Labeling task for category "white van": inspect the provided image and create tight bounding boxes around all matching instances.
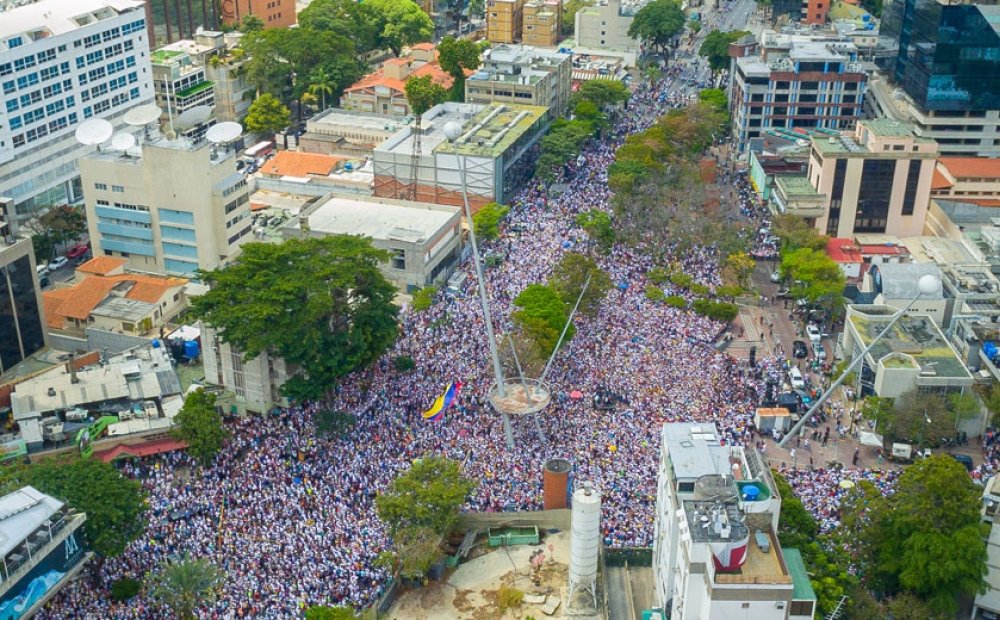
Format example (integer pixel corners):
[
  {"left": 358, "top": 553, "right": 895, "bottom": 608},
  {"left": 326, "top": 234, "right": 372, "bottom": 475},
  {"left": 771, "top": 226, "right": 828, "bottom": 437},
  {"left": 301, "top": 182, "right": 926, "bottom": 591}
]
[
  {"left": 446, "top": 271, "right": 467, "bottom": 294},
  {"left": 788, "top": 367, "right": 805, "bottom": 389}
]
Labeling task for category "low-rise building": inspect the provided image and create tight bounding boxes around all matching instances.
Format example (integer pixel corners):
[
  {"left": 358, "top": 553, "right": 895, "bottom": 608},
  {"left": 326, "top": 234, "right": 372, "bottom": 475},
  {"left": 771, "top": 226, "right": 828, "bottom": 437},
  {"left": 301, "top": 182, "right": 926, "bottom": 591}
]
[
  {"left": 466, "top": 45, "right": 572, "bottom": 115},
  {"left": 41, "top": 257, "right": 187, "bottom": 335},
  {"left": 283, "top": 193, "right": 463, "bottom": 293},
  {"left": 373, "top": 101, "right": 549, "bottom": 208},
  {"left": 254, "top": 151, "right": 372, "bottom": 197},
  {"left": 652, "top": 423, "right": 815, "bottom": 620},
  {"left": 842, "top": 304, "right": 974, "bottom": 399},
  {"left": 299, "top": 109, "right": 413, "bottom": 158},
  {"left": 200, "top": 322, "right": 290, "bottom": 415},
  {"left": 340, "top": 44, "right": 456, "bottom": 118},
  {"left": 522, "top": 0, "right": 561, "bottom": 47},
  {"left": 574, "top": 0, "right": 643, "bottom": 52},
  {"left": 861, "top": 261, "right": 949, "bottom": 326},
  {"left": 929, "top": 158, "right": 1000, "bottom": 207}
]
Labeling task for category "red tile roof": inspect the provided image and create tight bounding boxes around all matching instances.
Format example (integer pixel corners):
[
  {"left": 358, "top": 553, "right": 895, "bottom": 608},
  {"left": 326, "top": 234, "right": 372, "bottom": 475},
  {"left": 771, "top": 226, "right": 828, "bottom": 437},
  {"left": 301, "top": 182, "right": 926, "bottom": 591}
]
[
  {"left": 343, "top": 48, "right": 466, "bottom": 96},
  {"left": 77, "top": 256, "right": 127, "bottom": 276},
  {"left": 827, "top": 238, "right": 863, "bottom": 263},
  {"left": 94, "top": 437, "right": 188, "bottom": 462},
  {"left": 259, "top": 151, "right": 346, "bottom": 177},
  {"left": 858, "top": 243, "right": 909, "bottom": 256},
  {"left": 937, "top": 157, "right": 1000, "bottom": 180},
  {"left": 931, "top": 168, "right": 953, "bottom": 190},
  {"left": 43, "top": 273, "right": 188, "bottom": 328}
]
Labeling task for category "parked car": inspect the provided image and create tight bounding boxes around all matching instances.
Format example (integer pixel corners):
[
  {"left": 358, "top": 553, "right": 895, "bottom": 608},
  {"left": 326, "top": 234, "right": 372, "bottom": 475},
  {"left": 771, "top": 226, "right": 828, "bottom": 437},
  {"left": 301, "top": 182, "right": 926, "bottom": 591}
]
[
  {"left": 806, "top": 324, "right": 822, "bottom": 343},
  {"left": 788, "top": 367, "right": 805, "bottom": 389},
  {"left": 812, "top": 342, "right": 827, "bottom": 361},
  {"left": 951, "top": 453, "right": 974, "bottom": 471},
  {"left": 769, "top": 271, "right": 781, "bottom": 283},
  {"left": 36, "top": 264, "right": 49, "bottom": 277},
  {"left": 792, "top": 340, "right": 809, "bottom": 359},
  {"left": 39, "top": 276, "right": 50, "bottom": 288},
  {"left": 65, "top": 243, "right": 89, "bottom": 259},
  {"left": 48, "top": 256, "right": 68, "bottom": 270}
]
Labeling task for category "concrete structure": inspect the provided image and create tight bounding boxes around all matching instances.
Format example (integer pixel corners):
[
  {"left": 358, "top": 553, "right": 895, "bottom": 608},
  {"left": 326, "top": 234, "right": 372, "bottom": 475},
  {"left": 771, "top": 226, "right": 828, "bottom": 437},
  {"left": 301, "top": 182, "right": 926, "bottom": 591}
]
[
  {"left": 373, "top": 101, "right": 549, "bottom": 208},
  {"left": 861, "top": 261, "right": 949, "bottom": 326},
  {"left": 0, "top": 0, "right": 154, "bottom": 227},
  {"left": 204, "top": 35, "right": 253, "bottom": 123},
  {"left": 975, "top": 475, "right": 1000, "bottom": 620},
  {"left": 872, "top": 0, "right": 1000, "bottom": 157},
  {"left": 802, "top": 0, "right": 830, "bottom": 25},
  {"left": 842, "top": 304, "right": 974, "bottom": 399},
  {"left": 522, "top": 0, "right": 561, "bottom": 47},
  {"left": 730, "top": 31, "right": 867, "bottom": 153},
  {"left": 574, "top": 0, "right": 642, "bottom": 52},
  {"left": 80, "top": 130, "right": 254, "bottom": 277},
  {"left": 0, "top": 234, "right": 48, "bottom": 376},
  {"left": 0, "top": 486, "right": 87, "bottom": 617},
  {"left": 466, "top": 45, "right": 572, "bottom": 115},
  {"left": 652, "top": 423, "right": 815, "bottom": 620},
  {"left": 283, "top": 193, "right": 463, "bottom": 293},
  {"left": 487, "top": 0, "right": 524, "bottom": 44},
  {"left": 785, "top": 119, "right": 939, "bottom": 237},
  {"left": 10, "top": 343, "right": 182, "bottom": 450},
  {"left": 219, "top": 0, "right": 295, "bottom": 29},
  {"left": 930, "top": 158, "right": 1000, "bottom": 207},
  {"left": 299, "top": 109, "right": 413, "bottom": 158},
  {"left": 340, "top": 44, "right": 457, "bottom": 118},
  {"left": 252, "top": 151, "right": 374, "bottom": 197},
  {"left": 42, "top": 256, "right": 188, "bottom": 335},
  {"left": 200, "top": 321, "right": 291, "bottom": 415}
]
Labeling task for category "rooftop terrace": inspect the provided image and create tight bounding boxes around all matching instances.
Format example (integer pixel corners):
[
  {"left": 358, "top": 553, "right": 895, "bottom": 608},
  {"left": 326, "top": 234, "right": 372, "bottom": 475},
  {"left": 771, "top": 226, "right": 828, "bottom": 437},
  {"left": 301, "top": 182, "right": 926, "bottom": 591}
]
[{"left": 848, "top": 308, "right": 972, "bottom": 379}]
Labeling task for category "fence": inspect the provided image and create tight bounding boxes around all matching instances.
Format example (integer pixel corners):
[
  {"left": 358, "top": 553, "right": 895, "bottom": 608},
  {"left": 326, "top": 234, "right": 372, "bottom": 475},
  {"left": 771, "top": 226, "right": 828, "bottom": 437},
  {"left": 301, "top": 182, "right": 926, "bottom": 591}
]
[
  {"left": 363, "top": 577, "right": 399, "bottom": 620},
  {"left": 605, "top": 547, "right": 653, "bottom": 567},
  {"left": 458, "top": 508, "right": 572, "bottom": 531}
]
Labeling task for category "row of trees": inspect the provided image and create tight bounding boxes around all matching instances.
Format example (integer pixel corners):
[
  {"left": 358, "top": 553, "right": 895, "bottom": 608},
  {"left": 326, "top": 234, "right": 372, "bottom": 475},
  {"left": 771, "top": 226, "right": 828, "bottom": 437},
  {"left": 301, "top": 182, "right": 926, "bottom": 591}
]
[
  {"left": 861, "top": 388, "right": 980, "bottom": 448},
  {"left": 772, "top": 213, "right": 846, "bottom": 314}
]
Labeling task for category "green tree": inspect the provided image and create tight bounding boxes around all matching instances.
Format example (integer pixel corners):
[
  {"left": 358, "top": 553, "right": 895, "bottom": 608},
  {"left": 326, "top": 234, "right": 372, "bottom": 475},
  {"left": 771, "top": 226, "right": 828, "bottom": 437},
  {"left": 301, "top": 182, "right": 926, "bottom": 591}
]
[
  {"left": 364, "top": 0, "right": 434, "bottom": 56},
  {"left": 548, "top": 252, "right": 613, "bottom": 317},
  {"left": 240, "top": 15, "right": 264, "bottom": 32},
  {"left": 573, "top": 99, "right": 603, "bottom": 124},
  {"left": 243, "top": 93, "right": 291, "bottom": 134},
  {"left": 305, "top": 606, "right": 358, "bottom": 620},
  {"left": 984, "top": 382, "right": 1000, "bottom": 426},
  {"left": 437, "top": 36, "right": 481, "bottom": 101},
  {"left": 724, "top": 252, "right": 755, "bottom": 289},
  {"left": 472, "top": 202, "right": 510, "bottom": 241},
  {"left": 575, "top": 78, "right": 630, "bottom": 110},
  {"left": 411, "top": 285, "right": 437, "bottom": 312},
  {"left": 190, "top": 237, "right": 399, "bottom": 405},
  {"left": 376, "top": 456, "right": 476, "bottom": 536},
  {"left": 892, "top": 390, "right": 952, "bottom": 447},
  {"left": 772, "top": 471, "right": 818, "bottom": 549},
  {"left": 772, "top": 213, "right": 828, "bottom": 252},
  {"left": 308, "top": 67, "right": 336, "bottom": 109},
  {"left": 512, "top": 284, "right": 575, "bottom": 356},
  {"left": 562, "top": 0, "right": 594, "bottom": 34},
  {"left": 110, "top": 577, "right": 142, "bottom": 601},
  {"left": 298, "top": 0, "right": 378, "bottom": 53},
  {"left": 628, "top": 0, "right": 685, "bottom": 55},
  {"left": 860, "top": 0, "right": 883, "bottom": 17},
  {"left": 698, "top": 88, "right": 728, "bottom": 112},
  {"left": 575, "top": 209, "right": 615, "bottom": 252},
  {"left": 171, "top": 388, "right": 229, "bottom": 465},
  {"left": 699, "top": 30, "right": 749, "bottom": 75},
  {"left": 24, "top": 205, "right": 88, "bottom": 262},
  {"left": 404, "top": 74, "right": 448, "bottom": 116},
  {"left": 780, "top": 247, "right": 845, "bottom": 303},
  {"left": 31, "top": 233, "right": 55, "bottom": 264},
  {"left": 0, "top": 459, "right": 146, "bottom": 557},
  {"left": 150, "top": 553, "right": 224, "bottom": 620},
  {"left": 536, "top": 119, "right": 595, "bottom": 181}
]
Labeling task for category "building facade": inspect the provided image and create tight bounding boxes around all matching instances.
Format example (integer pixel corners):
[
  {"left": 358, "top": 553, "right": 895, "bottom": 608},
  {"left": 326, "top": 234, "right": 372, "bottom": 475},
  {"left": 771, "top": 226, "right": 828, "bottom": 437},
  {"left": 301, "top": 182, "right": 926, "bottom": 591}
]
[
  {"left": 0, "top": 0, "right": 154, "bottom": 227},
  {"left": 487, "top": 0, "right": 524, "bottom": 44},
  {"left": 574, "top": 0, "right": 640, "bottom": 52},
  {"left": 340, "top": 44, "right": 456, "bottom": 118},
  {"left": 80, "top": 134, "right": 254, "bottom": 277},
  {"left": 870, "top": 0, "right": 1000, "bottom": 156},
  {"left": 465, "top": 45, "right": 572, "bottom": 115},
  {"left": 730, "top": 32, "right": 867, "bottom": 153},
  {"left": 151, "top": 43, "right": 215, "bottom": 138},
  {"left": 522, "top": 0, "right": 561, "bottom": 47},
  {"left": 219, "top": 0, "right": 295, "bottom": 29},
  {"left": 200, "top": 322, "right": 290, "bottom": 415},
  {"left": 0, "top": 233, "right": 48, "bottom": 376}
]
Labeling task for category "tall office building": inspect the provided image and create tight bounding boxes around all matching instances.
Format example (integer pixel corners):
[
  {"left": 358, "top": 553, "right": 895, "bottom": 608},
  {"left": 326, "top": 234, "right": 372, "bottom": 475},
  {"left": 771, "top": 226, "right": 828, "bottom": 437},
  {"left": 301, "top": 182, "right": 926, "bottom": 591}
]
[
  {"left": 871, "top": 0, "right": 1000, "bottom": 156},
  {"left": 0, "top": 199, "right": 48, "bottom": 375},
  {"left": 0, "top": 0, "right": 155, "bottom": 229},
  {"left": 79, "top": 133, "right": 254, "bottom": 277}
]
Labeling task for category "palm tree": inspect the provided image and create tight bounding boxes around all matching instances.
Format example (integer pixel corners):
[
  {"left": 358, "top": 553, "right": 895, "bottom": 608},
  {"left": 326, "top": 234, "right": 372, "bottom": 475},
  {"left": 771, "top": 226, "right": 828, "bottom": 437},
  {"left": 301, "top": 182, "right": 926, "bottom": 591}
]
[
  {"left": 150, "top": 553, "right": 224, "bottom": 620},
  {"left": 308, "top": 68, "right": 336, "bottom": 110}
]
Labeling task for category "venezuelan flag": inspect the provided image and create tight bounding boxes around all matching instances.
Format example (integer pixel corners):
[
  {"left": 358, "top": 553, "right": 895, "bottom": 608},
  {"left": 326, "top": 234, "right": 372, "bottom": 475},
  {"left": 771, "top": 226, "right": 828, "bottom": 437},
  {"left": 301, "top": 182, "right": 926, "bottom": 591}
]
[{"left": 423, "top": 382, "right": 461, "bottom": 422}]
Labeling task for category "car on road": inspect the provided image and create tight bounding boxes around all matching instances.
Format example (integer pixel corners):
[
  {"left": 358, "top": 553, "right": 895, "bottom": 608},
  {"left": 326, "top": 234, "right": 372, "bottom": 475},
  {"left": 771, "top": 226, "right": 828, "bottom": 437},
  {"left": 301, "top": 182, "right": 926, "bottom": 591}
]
[
  {"left": 66, "top": 243, "right": 89, "bottom": 260},
  {"left": 48, "top": 256, "right": 68, "bottom": 270},
  {"left": 39, "top": 276, "right": 50, "bottom": 288},
  {"left": 812, "top": 342, "right": 827, "bottom": 361},
  {"left": 788, "top": 367, "right": 805, "bottom": 389},
  {"left": 806, "top": 324, "right": 822, "bottom": 343},
  {"left": 770, "top": 271, "right": 781, "bottom": 283},
  {"left": 792, "top": 340, "right": 808, "bottom": 358},
  {"left": 776, "top": 288, "right": 793, "bottom": 298},
  {"left": 951, "top": 453, "right": 974, "bottom": 471}
]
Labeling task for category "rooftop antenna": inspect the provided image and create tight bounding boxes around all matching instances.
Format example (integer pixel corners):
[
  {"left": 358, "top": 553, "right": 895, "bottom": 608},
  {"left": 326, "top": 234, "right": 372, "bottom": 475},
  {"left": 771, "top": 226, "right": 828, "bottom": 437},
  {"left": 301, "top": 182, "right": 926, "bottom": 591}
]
[
  {"left": 205, "top": 121, "right": 242, "bottom": 160},
  {"left": 74, "top": 118, "right": 114, "bottom": 149},
  {"left": 123, "top": 104, "right": 163, "bottom": 142},
  {"left": 109, "top": 133, "right": 137, "bottom": 153}
]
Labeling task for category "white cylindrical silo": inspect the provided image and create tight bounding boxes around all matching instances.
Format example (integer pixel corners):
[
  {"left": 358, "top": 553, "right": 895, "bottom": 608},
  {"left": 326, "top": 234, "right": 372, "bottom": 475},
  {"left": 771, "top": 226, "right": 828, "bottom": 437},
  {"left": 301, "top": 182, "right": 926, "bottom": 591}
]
[{"left": 568, "top": 481, "right": 601, "bottom": 607}]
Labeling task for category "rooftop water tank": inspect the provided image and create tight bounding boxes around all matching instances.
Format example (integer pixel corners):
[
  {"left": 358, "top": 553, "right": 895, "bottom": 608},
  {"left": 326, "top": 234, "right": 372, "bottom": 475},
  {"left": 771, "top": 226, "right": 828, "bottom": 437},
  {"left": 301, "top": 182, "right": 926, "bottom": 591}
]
[{"left": 543, "top": 458, "right": 572, "bottom": 510}]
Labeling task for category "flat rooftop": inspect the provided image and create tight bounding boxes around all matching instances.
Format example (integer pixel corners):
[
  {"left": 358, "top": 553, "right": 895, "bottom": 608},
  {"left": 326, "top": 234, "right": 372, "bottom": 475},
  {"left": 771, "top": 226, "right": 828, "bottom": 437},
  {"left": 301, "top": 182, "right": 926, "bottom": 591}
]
[
  {"left": 307, "top": 109, "right": 414, "bottom": 135},
  {"left": 783, "top": 548, "right": 818, "bottom": 601},
  {"left": 662, "top": 422, "right": 729, "bottom": 481},
  {"left": 775, "top": 175, "right": 822, "bottom": 197},
  {"left": 296, "top": 195, "right": 458, "bottom": 244},
  {"left": 863, "top": 118, "right": 919, "bottom": 138},
  {"left": 435, "top": 102, "right": 548, "bottom": 157},
  {"left": 848, "top": 308, "right": 972, "bottom": 379},
  {"left": 0, "top": 486, "right": 63, "bottom": 559},
  {"left": 0, "top": 0, "right": 144, "bottom": 44}
]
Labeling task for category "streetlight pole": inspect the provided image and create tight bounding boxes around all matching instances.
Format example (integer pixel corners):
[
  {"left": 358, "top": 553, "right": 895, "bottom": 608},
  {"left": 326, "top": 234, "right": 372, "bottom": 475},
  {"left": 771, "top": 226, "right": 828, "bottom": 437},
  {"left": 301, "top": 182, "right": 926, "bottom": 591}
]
[
  {"left": 778, "top": 275, "right": 940, "bottom": 448},
  {"left": 444, "top": 121, "right": 514, "bottom": 448}
]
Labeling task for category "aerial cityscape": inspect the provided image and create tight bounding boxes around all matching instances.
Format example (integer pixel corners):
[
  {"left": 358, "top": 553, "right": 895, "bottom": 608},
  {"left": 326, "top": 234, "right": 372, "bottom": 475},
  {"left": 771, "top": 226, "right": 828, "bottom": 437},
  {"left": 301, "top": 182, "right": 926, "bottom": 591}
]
[{"left": 0, "top": 0, "right": 998, "bottom": 617}]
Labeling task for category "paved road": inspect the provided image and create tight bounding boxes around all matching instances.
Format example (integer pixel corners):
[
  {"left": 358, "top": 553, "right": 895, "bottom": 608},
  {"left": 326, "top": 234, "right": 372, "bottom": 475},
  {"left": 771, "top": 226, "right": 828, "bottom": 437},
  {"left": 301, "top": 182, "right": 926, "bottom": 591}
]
[{"left": 606, "top": 566, "right": 632, "bottom": 620}]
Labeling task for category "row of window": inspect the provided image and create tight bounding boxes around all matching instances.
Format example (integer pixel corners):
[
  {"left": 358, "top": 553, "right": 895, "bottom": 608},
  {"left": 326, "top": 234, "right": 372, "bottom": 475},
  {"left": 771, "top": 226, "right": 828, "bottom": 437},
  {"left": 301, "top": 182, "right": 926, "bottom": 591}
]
[
  {"left": 10, "top": 113, "right": 78, "bottom": 148},
  {"left": 224, "top": 193, "right": 250, "bottom": 215},
  {"left": 80, "top": 73, "right": 138, "bottom": 102},
  {"left": 79, "top": 56, "right": 137, "bottom": 86},
  {"left": 7, "top": 95, "right": 77, "bottom": 129},
  {"left": 3, "top": 62, "right": 72, "bottom": 95}
]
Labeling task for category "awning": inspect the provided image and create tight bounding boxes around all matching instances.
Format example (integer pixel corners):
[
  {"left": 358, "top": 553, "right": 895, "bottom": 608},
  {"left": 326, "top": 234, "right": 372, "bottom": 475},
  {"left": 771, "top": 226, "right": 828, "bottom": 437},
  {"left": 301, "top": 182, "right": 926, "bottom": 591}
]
[{"left": 858, "top": 431, "right": 883, "bottom": 448}]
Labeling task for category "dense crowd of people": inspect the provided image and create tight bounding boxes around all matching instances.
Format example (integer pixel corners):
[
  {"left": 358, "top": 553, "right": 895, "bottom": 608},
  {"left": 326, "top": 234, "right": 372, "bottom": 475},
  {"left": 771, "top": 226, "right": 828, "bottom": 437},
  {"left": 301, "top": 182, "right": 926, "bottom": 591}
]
[
  {"left": 36, "top": 68, "right": 953, "bottom": 618},
  {"left": 779, "top": 466, "right": 901, "bottom": 534}
]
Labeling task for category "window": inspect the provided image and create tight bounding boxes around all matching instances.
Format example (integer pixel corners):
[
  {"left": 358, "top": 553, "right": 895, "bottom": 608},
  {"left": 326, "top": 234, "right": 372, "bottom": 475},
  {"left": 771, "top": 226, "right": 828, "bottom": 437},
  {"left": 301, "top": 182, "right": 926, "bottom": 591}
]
[
  {"left": 901, "top": 160, "right": 922, "bottom": 216},
  {"left": 826, "top": 159, "right": 847, "bottom": 235},
  {"left": 854, "top": 159, "right": 895, "bottom": 233},
  {"left": 111, "top": 185, "right": 124, "bottom": 193},
  {"left": 391, "top": 249, "right": 406, "bottom": 270},
  {"left": 94, "top": 183, "right": 108, "bottom": 190}
]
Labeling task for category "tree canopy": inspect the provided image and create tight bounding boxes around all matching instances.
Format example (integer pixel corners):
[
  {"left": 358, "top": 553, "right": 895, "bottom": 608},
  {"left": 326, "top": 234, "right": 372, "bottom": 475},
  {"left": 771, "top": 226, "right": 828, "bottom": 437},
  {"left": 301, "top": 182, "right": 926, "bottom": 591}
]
[
  {"left": 772, "top": 213, "right": 828, "bottom": 252},
  {"left": 628, "top": 0, "right": 686, "bottom": 53},
  {"left": 24, "top": 205, "right": 87, "bottom": 262},
  {"left": 0, "top": 458, "right": 146, "bottom": 557},
  {"left": 363, "top": 0, "right": 434, "bottom": 56},
  {"left": 305, "top": 606, "right": 358, "bottom": 620},
  {"left": 536, "top": 118, "right": 596, "bottom": 181},
  {"left": 376, "top": 456, "right": 476, "bottom": 536},
  {"left": 548, "top": 252, "right": 613, "bottom": 317},
  {"left": 575, "top": 209, "right": 615, "bottom": 252},
  {"left": 472, "top": 202, "right": 509, "bottom": 241},
  {"left": 698, "top": 88, "right": 728, "bottom": 112},
  {"left": 699, "top": 30, "right": 749, "bottom": 74},
  {"left": 172, "top": 389, "right": 229, "bottom": 465},
  {"left": 405, "top": 74, "right": 448, "bottom": 116},
  {"left": 298, "top": 0, "right": 378, "bottom": 53},
  {"left": 780, "top": 247, "right": 845, "bottom": 303},
  {"left": 150, "top": 553, "right": 224, "bottom": 620},
  {"left": 243, "top": 93, "right": 291, "bottom": 134},
  {"left": 437, "top": 36, "right": 481, "bottom": 101},
  {"left": 575, "top": 79, "right": 631, "bottom": 110},
  {"left": 190, "top": 237, "right": 399, "bottom": 404},
  {"left": 512, "top": 284, "right": 575, "bottom": 356}
]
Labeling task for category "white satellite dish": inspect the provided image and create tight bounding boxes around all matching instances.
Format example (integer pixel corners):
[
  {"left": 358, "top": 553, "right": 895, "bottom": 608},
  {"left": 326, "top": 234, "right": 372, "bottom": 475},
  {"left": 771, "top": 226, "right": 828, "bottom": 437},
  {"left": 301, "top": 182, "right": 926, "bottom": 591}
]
[
  {"left": 176, "top": 105, "right": 214, "bottom": 130},
  {"left": 74, "top": 119, "right": 114, "bottom": 145},
  {"left": 123, "top": 104, "right": 162, "bottom": 126},
  {"left": 125, "top": 145, "right": 143, "bottom": 158},
  {"left": 109, "top": 133, "right": 137, "bottom": 151},
  {"left": 205, "top": 121, "right": 242, "bottom": 144}
]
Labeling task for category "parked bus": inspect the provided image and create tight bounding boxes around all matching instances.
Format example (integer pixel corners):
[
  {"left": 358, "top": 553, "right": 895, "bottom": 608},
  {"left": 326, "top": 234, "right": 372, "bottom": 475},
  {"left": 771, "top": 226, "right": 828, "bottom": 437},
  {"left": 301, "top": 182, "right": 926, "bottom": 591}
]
[{"left": 244, "top": 141, "right": 274, "bottom": 159}]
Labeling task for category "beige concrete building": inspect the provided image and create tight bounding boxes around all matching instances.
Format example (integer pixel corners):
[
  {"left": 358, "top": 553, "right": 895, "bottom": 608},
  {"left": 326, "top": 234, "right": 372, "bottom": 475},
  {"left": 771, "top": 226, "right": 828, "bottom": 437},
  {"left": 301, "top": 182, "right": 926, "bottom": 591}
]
[
  {"left": 465, "top": 45, "right": 572, "bottom": 115},
  {"left": 574, "top": 0, "right": 640, "bottom": 52},
  {"left": 200, "top": 322, "right": 290, "bottom": 415},
  {"left": 487, "top": 0, "right": 524, "bottom": 44},
  {"left": 773, "top": 119, "right": 938, "bottom": 238},
  {"left": 340, "top": 44, "right": 456, "bottom": 118},
  {"left": 299, "top": 109, "right": 413, "bottom": 158},
  {"left": 522, "top": 0, "right": 561, "bottom": 47},
  {"left": 80, "top": 133, "right": 254, "bottom": 277}
]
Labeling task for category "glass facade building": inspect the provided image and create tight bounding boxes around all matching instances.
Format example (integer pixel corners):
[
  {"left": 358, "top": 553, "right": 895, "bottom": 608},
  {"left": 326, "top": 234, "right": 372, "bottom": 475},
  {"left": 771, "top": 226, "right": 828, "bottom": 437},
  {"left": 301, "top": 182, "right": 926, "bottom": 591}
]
[
  {"left": 0, "top": 239, "right": 46, "bottom": 374},
  {"left": 879, "top": 0, "right": 1000, "bottom": 112}
]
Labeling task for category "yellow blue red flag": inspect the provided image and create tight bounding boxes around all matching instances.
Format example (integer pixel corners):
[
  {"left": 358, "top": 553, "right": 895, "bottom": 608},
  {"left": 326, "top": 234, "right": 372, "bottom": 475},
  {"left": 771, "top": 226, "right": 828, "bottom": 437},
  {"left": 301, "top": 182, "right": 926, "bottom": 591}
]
[{"left": 422, "top": 382, "right": 461, "bottom": 421}]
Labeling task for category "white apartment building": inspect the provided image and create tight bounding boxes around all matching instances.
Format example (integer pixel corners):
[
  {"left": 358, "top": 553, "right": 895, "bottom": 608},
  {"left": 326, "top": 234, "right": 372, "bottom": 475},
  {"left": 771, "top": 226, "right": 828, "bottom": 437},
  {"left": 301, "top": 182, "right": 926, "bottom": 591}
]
[
  {"left": 0, "top": 0, "right": 154, "bottom": 227},
  {"left": 79, "top": 132, "right": 254, "bottom": 276},
  {"left": 653, "top": 423, "right": 816, "bottom": 620},
  {"left": 573, "top": 0, "right": 642, "bottom": 52}
]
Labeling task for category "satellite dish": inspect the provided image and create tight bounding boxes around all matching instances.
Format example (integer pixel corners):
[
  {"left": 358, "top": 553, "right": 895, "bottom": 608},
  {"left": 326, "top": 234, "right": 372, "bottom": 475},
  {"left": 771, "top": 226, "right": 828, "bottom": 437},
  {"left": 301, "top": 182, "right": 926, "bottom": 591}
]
[
  {"left": 74, "top": 119, "right": 114, "bottom": 145},
  {"left": 123, "top": 104, "right": 162, "bottom": 126},
  {"left": 205, "top": 122, "right": 242, "bottom": 144},
  {"left": 176, "top": 105, "right": 214, "bottom": 130},
  {"left": 125, "top": 145, "right": 143, "bottom": 158},
  {"left": 109, "top": 133, "right": 137, "bottom": 151}
]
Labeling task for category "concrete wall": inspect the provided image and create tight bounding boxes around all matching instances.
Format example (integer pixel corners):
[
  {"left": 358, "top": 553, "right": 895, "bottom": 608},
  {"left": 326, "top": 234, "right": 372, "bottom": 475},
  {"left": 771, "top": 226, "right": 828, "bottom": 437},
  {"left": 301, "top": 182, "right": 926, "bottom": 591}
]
[{"left": 458, "top": 508, "right": 571, "bottom": 531}]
